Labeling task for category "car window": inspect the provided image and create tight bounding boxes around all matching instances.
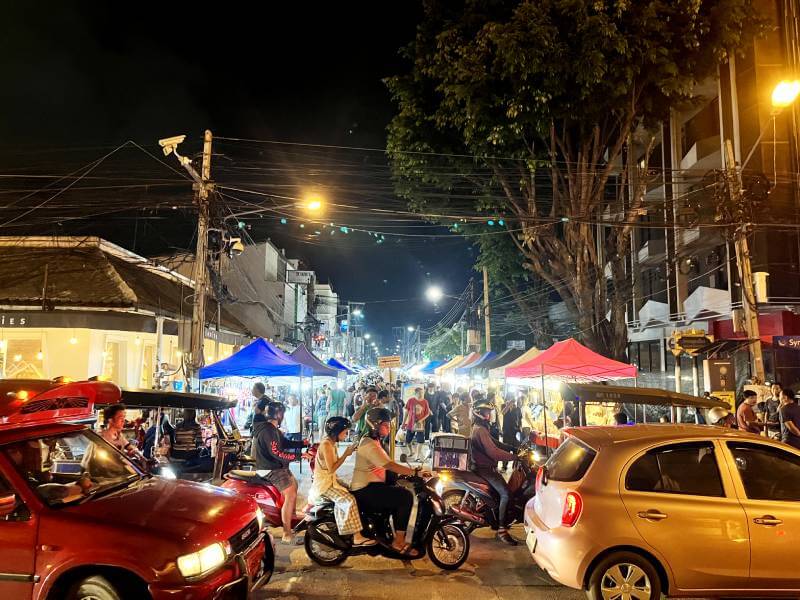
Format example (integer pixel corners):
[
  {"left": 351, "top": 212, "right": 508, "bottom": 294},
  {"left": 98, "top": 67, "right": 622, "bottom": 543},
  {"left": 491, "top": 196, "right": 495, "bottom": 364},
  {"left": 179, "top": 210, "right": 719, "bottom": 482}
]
[
  {"left": 727, "top": 442, "right": 800, "bottom": 501},
  {"left": 626, "top": 441, "right": 724, "bottom": 497},
  {"left": 545, "top": 437, "right": 596, "bottom": 482},
  {"left": 0, "top": 471, "right": 30, "bottom": 521}
]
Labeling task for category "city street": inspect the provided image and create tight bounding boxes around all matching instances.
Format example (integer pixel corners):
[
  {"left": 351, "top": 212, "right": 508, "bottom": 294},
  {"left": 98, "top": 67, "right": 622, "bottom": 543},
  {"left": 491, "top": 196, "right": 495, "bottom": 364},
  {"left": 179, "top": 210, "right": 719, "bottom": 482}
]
[{"left": 257, "top": 449, "right": 582, "bottom": 600}]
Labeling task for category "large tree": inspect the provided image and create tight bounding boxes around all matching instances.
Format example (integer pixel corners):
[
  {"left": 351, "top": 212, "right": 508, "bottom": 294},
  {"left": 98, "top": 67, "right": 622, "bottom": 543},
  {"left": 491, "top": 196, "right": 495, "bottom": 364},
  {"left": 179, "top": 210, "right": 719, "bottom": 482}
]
[{"left": 387, "top": 0, "right": 762, "bottom": 359}]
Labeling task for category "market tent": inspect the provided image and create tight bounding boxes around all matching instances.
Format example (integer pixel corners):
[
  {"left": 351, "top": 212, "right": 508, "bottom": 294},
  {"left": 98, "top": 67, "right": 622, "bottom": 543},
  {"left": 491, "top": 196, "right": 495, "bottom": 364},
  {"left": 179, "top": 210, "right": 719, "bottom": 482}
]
[
  {"left": 490, "top": 347, "right": 540, "bottom": 379},
  {"left": 477, "top": 349, "right": 523, "bottom": 378},
  {"left": 199, "top": 338, "right": 313, "bottom": 379},
  {"left": 420, "top": 360, "right": 445, "bottom": 375},
  {"left": 443, "top": 353, "right": 478, "bottom": 375},
  {"left": 327, "top": 358, "right": 355, "bottom": 374},
  {"left": 290, "top": 344, "right": 340, "bottom": 377},
  {"left": 505, "top": 338, "right": 637, "bottom": 381},
  {"left": 434, "top": 355, "right": 463, "bottom": 376},
  {"left": 457, "top": 351, "right": 497, "bottom": 375}
]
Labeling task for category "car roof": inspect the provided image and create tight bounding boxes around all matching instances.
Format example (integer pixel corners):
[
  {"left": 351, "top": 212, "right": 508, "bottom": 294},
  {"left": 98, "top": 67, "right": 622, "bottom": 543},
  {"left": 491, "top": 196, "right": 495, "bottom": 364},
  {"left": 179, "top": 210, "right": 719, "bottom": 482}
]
[{"left": 563, "top": 424, "right": 765, "bottom": 450}]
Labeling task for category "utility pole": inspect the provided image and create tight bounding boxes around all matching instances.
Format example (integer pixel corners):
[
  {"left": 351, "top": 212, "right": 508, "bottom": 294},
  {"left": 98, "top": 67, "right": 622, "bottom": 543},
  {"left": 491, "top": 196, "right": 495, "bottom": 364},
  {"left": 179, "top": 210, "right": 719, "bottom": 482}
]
[
  {"left": 482, "top": 266, "right": 491, "bottom": 352},
  {"left": 724, "top": 139, "right": 765, "bottom": 383},
  {"left": 344, "top": 303, "right": 351, "bottom": 364}
]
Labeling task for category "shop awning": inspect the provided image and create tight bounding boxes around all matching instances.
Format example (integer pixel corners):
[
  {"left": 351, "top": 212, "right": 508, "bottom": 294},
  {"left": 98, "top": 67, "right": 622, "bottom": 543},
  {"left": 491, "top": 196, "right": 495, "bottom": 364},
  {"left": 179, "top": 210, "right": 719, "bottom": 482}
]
[
  {"left": 327, "top": 358, "right": 356, "bottom": 374},
  {"left": 419, "top": 360, "right": 445, "bottom": 375},
  {"left": 476, "top": 349, "right": 523, "bottom": 377},
  {"left": 453, "top": 352, "right": 483, "bottom": 375},
  {"left": 434, "top": 355, "right": 463, "bottom": 376},
  {"left": 505, "top": 338, "right": 636, "bottom": 381},
  {"left": 490, "top": 347, "right": 540, "bottom": 379},
  {"left": 456, "top": 351, "right": 497, "bottom": 374},
  {"left": 290, "top": 344, "right": 340, "bottom": 377},
  {"left": 199, "top": 338, "right": 313, "bottom": 379}
]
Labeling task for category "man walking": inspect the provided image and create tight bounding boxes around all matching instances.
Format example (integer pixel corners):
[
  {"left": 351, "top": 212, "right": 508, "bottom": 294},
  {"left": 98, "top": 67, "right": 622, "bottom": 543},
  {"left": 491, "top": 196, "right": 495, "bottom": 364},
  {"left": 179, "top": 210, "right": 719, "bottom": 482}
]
[
  {"left": 424, "top": 383, "right": 439, "bottom": 439},
  {"left": 737, "top": 390, "right": 767, "bottom": 435}
]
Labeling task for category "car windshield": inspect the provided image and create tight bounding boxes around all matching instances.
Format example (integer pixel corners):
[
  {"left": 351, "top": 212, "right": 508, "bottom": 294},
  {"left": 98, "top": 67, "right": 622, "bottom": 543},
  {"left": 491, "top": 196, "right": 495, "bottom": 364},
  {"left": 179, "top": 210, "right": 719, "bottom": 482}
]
[{"left": 2, "top": 429, "right": 141, "bottom": 508}]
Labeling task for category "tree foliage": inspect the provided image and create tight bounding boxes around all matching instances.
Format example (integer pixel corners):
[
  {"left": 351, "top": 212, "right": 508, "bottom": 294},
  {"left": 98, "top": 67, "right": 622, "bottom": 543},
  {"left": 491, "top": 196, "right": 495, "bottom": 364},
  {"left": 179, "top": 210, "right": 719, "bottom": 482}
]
[
  {"left": 424, "top": 324, "right": 463, "bottom": 360},
  {"left": 387, "top": 0, "right": 763, "bottom": 358}
]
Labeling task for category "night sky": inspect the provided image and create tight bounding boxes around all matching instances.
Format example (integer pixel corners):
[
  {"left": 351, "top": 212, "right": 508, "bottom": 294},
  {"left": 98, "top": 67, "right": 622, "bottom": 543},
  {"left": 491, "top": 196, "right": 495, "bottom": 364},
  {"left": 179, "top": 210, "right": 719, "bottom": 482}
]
[{"left": 0, "top": 3, "right": 475, "bottom": 346}]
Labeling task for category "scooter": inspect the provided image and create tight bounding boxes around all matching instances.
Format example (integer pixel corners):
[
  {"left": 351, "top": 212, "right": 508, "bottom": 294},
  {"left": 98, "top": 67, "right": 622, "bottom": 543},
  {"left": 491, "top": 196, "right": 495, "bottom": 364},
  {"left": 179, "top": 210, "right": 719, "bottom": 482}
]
[
  {"left": 428, "top": 437, "right": 546, "bottom": 534},
  {"left": 300, "top": 461, "right": 470, "bottom": 571},
  {"left": 220, "top": 443, "right": 317, "bottom": 529}
]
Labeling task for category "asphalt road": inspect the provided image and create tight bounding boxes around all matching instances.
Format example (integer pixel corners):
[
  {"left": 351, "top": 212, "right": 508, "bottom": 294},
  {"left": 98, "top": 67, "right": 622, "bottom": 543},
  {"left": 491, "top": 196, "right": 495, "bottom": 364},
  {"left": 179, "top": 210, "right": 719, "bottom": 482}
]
[{"left": 255, "top": 446, "right": 585, "bottom": 600}]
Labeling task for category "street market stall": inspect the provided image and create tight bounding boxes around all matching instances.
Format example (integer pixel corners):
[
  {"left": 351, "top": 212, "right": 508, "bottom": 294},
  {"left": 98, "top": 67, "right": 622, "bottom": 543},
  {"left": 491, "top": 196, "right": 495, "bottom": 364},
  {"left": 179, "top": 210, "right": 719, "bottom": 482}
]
[
  {"left": 327, "top": 357, "right": 356, "bottom": 375},
  {"left": 434, "top": 355, "right": 463, "bottom": 377}
]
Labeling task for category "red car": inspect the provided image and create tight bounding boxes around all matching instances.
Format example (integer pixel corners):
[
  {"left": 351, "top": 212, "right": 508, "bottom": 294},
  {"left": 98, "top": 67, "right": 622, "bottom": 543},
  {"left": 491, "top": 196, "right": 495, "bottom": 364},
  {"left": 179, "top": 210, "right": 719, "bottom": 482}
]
[{"left": 0, "top": 378, "right": 274, "bottom": 600}]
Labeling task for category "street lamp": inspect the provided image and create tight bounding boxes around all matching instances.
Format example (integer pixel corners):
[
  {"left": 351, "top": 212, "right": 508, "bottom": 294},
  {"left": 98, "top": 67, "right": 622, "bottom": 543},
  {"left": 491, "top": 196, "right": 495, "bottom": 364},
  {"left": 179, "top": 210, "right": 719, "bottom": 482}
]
[
  {"left": 352, "top": 308, "right": 363, "bottom": 317},
  {"left": 407, "top": 325, "right": 415, "bottom": 332},
  {"left": 364, "top": 333, "right": 371, "bottom": 340},
  {"left": 743, "top": 79, "right": 800, "bottom": 169},
  {"left": 303, "top": 192, "right": 325, "bottom": 212},
  {"left": 425, "top": 285, "right": 444, "bottom": 303}
]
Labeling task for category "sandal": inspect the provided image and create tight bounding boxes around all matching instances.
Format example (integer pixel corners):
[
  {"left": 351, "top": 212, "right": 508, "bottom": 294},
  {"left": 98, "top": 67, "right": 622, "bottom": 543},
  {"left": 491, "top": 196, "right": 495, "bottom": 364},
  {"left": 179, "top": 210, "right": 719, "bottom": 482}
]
[
  {"left": 352, "top": 538, "right": 377, "bottom": 547},
  {"left": 396, "top": 543, "right": 423, "bottom": 558}
]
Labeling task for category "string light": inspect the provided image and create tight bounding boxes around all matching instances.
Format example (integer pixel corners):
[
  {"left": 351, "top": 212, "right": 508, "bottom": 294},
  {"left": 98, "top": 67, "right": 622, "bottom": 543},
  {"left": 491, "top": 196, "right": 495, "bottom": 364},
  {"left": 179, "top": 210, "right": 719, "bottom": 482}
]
[{"left": 36, "top": 351, "right": 43, "bottom": 360}]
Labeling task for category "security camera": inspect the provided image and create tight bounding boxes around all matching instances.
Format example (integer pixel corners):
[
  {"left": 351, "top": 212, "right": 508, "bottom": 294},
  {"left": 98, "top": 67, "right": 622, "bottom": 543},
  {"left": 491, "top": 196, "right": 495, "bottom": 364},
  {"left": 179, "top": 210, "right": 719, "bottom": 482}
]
[
  {"left": 158, "top": 135, "right": 187, "bottom": 156},
  {"left": 228, "top": 237, "right": 245, "bottom": 256}
]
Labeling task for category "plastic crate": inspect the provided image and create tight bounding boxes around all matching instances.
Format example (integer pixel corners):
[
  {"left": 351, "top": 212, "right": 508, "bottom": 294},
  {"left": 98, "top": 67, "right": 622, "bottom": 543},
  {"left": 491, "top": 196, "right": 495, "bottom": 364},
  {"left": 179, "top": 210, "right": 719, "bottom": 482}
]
[{"left": 430, "top": 433, "right": 470, "bottom": 471}]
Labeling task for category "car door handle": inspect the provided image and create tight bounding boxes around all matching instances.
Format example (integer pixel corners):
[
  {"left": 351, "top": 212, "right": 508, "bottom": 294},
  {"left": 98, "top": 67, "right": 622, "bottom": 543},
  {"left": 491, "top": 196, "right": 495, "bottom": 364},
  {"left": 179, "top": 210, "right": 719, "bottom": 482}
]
[
  {"left": 637, "top": 510, "right": 668, "bottom": 521},
  {"left": 753, "top": 515, "right": 783, "bottom": 526}
]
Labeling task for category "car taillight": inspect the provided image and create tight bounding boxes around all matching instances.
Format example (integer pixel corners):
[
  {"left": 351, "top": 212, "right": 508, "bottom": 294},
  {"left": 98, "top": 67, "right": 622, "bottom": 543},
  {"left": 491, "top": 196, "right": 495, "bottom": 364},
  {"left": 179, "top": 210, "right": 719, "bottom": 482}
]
[{"left": 561, "top": 491, "right": 582, "bottom": 527}]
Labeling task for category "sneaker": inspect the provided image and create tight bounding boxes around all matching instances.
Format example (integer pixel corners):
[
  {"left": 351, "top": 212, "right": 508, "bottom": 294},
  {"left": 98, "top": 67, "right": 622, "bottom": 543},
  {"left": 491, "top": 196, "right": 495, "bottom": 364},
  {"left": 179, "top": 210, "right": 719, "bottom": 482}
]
[{"left": 497, "top": 531, "right": 519, "bottom": 546}]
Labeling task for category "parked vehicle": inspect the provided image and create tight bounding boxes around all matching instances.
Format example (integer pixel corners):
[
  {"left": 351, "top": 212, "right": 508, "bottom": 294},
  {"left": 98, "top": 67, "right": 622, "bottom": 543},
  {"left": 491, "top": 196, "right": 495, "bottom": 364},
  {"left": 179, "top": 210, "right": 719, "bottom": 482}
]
[
  {"left": 524, "top": 424, "right": 800, "bottom": 599},
  {"left": 221, "top": 468, "right": 305, "bottom": 529},
  {"left": 302, "top": 469, "right": 470, "bottom": 570},
  {"left": 0, "top": 378, "right": 273, "bottom": 600},
  {"left": 431, "top": 437, "right": 545, "bottom": 534}
]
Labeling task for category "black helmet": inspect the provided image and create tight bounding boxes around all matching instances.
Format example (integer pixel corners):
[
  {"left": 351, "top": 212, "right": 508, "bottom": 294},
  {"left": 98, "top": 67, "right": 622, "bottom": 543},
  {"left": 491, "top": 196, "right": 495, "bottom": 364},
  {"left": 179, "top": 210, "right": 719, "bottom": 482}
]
[
  {"left": 365, "top": 407, "right": 393, "bottom": 435},
  {"left": 266, "top": 401, "right": 285, "bottom": 421},
  {"left": 325, "top": 416, "right": 351, "bottom": 439},
  {"left": 472, "top": 398, "right": 494, "bottom": 422}
]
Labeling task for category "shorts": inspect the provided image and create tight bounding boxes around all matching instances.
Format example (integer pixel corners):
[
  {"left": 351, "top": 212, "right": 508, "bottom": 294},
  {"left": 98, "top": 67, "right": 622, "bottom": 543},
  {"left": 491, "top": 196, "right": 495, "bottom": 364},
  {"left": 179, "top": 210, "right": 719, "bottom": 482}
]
[
  {"left": 406, "top": 429, "right": 425, "bottom": 444},
  {"left": 264, "top": 468, "right": 296, "bottom": 491}
]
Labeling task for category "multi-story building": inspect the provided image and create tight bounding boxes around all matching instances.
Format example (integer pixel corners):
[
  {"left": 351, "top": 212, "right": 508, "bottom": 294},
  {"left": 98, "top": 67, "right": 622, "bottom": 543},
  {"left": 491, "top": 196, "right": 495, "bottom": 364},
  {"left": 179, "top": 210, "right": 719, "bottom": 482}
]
[
  {"left": 313, "top": 282, "right": 339, "bottom": 359},
  {"left": 627, "top": 0, "right": 800, "bottom": 392}
]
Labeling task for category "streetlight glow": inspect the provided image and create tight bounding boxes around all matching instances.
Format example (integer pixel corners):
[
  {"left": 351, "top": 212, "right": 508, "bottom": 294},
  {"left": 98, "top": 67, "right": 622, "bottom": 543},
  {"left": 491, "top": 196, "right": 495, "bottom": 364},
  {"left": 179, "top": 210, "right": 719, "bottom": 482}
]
[
  {"left": 364, "top": 333, "right": 371, "bottom": 339},
  {"left": 407, "top": 325, "right": 415, "bottom": 332},
  {"left": 425, "top": 285, "right": 444, "bottom": 303},
  {"left": 352, "top": 308, "right": 363, "bottom": 317},
  {"left": 303, "top": 193, "right": 325, "bottom": 212},
  {"left": 772, "top": 80, "right": 800, "bottom": 108}
]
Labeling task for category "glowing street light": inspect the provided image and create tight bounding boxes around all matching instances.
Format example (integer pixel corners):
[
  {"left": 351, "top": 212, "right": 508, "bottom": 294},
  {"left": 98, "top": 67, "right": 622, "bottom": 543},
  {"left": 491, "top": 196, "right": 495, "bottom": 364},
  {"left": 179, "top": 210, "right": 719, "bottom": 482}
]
[
  {"left": 352, "top": 308, "right": 363, "bottom": 317},
  {"left": 772, "top": 80, "right": 800, "bottom": 108},
  {"left": 425, "top": 285, "right": 444, "bottom": 303},
  {"left": 364, "top": 333, "right": 371, "bottom": 340},
  {"left": 407, "top": 325, "right": 415, "bottom": 332},
  {"left": 303, "top": 192, "right": 325, "bottom": 212}
]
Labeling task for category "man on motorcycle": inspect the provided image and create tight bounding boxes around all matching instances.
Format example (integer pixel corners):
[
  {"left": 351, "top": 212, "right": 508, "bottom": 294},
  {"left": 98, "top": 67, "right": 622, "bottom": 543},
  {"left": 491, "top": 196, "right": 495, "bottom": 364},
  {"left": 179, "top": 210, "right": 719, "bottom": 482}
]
[
  {"left": 351, "top": 407, "right": 431, "bottom": 556},
  {"left": 470, "top": 398, "right": 519, "bottom": 545},
  {"left": 252, "top": 398, "right": 306, "bottom": 543}
]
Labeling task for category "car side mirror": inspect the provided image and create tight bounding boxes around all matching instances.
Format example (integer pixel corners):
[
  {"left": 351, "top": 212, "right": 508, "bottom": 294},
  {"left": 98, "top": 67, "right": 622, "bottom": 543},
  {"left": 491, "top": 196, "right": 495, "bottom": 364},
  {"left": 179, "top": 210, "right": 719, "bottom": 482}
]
[{"left": 0, "top": 493, "right": 19, "bottom": 519}]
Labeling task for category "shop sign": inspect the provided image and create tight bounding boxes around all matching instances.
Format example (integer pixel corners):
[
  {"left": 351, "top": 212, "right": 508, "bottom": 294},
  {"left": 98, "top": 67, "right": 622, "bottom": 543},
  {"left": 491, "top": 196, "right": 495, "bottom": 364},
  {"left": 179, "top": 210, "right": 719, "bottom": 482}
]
[
  {"left": 0, "top": 313, "right": 29, "bottom": 327},
  {"left": 507, "top": 340, "right": 526, "bottom": 350},
  {"left": 775, "top": 336, "right": 800, "bottom": 350},
  {"left": 287, "top": 270, "right": 314, "bottom": 285},
  {"left": 378, "top": 355, "right": 402, "bottom": 368}
]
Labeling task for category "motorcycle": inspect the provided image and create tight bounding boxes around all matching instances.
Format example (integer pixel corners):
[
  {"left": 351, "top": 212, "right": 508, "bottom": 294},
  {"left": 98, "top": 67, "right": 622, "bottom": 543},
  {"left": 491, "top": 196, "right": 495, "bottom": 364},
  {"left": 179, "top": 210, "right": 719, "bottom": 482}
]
[
  {"left": 300, "top": 464, "right": 470, "bottom": 570},
  {"left": 429, "top": 438, "right": 546, "bottom": 534}
]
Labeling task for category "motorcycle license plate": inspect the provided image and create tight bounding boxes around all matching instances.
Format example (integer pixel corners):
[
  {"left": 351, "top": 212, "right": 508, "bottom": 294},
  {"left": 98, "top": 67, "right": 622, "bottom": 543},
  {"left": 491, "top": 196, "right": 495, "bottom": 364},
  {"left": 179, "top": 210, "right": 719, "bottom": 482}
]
[{"left": 525, "top": 529, "right": 537, "bottom": 554}]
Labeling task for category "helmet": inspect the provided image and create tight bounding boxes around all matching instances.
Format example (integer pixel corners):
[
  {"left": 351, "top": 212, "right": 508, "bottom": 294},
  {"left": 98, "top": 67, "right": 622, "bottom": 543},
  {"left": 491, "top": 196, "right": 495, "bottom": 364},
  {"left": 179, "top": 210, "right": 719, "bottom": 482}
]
[
  {"left": 325, "top": 416, "right": 351, "bottom": 439},
  {"left": 708, "top": 406, "right": 730, "bottom": 425},
  {"left": 365, "top": 407, "right": 393, "bottom": 435},
  {"left": 472, "top": 398, "right": 494, "bottom": 422},
  {"left": 266, "top": 401, "right": 286, "bottom": 421}
]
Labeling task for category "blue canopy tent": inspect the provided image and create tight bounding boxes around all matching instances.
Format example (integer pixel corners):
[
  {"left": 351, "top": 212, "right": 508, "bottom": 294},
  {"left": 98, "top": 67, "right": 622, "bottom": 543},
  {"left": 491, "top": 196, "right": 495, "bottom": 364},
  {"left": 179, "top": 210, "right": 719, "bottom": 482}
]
[
  {"left": 290, "top": 344, "right": 340, "bottom": 377},
  {"left": 199, "top": 338, "right": 313, "bottom": 378},
  {"left": 420, "top": 360, "right": 445, "bottom": 375},
  {"left": 456, "top": 351, "right": 497, "bottom": 376},
  {"left": 327, "top": 358, "right": 356, "bottom": 375}
]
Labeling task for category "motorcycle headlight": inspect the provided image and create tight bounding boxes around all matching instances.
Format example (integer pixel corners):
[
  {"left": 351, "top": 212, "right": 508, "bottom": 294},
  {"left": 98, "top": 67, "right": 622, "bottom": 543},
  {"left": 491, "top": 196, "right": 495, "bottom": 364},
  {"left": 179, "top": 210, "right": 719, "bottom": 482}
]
[
  {"left": 159, "top": 466, "right": 177, "bottom": 480},
  {"left": 176, "top": 542, "right": 228, "bottom": 578},
  {"left": 529, "top": 450, "right": 542, "bottom": 464},
  {"left": 434, "top": 481, "right": 444, "bottom": 496},
  {"left": 255, "top": 507, "right": 265, "bottom": 531}
]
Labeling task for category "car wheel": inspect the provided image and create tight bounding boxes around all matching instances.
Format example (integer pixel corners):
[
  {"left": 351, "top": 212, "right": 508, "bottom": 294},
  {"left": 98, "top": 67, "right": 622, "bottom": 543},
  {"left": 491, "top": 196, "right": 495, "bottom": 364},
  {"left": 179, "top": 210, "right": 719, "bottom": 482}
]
[
  {"left": 586, "top": 551, "right": 662, "bottom": 600},
  {"left": 66, "top": 575, "right": 124, "bottom": 600}
]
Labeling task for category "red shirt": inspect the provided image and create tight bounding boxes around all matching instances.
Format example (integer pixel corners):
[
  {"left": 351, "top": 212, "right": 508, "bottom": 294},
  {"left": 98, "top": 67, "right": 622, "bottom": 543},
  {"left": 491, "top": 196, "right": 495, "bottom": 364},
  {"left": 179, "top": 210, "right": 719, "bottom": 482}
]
[{"left": 736, "top": 402, "right": 762, "bottom": 434}]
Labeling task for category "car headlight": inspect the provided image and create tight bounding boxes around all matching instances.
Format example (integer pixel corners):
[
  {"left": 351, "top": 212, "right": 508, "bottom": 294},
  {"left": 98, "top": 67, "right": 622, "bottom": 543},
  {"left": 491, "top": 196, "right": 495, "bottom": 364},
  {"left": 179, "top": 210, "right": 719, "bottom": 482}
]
[
  {"left": 159, "top": 466, "right": 177, "bottom": 480},
  {"left": 255, "top": 507, "right": 265, "bottom": 531},
  {"left": 176, "top": 542, "right": 228, "bottom": 578}
]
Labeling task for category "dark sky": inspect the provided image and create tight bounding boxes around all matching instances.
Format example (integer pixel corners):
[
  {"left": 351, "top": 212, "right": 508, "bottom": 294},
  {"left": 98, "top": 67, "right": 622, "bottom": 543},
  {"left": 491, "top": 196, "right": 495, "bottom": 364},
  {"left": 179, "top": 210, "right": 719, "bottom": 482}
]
[{"left": 0, "top": 3, "right": 475, "bottom": 346}]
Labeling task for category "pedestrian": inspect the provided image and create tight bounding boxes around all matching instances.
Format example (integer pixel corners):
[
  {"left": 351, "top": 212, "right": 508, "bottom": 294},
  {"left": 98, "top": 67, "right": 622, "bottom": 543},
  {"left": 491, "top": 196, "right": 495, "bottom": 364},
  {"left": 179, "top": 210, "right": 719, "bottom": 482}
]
[
  {"left": 448, "top": 393, "right": 472, "bottom": 437},
  {"left": 424, "top": 383, "right": 439, "bottom": 440},
  {"left": 438, "top": 391, "right": 453, "bottom": 433},
  {"left": 736, "top": 390, "right": 767, "bottom": 435},
  {"left": 245, "top": 382, "right": 268, "bottom": 432},
  {"left": 757, "top": 382, "right": 782, "bottom": 439},
  {"left": 329, "top": 383, "right": 346, "bottom": 418},
  {"left": 613, "top": 410, "right": 629, "bottom": 425},
  {"left": 344, "top": 385, "right": 356, "bottom": 418},
  {"left": 403, "top": 386, "right": 431, "bottom": 461},
  {"left": 779, "top": 388, "right": 800, "bottom": 449},
  {"left": 315, "top": 387, "right": 329, "bottom": 439},
  {"left": 501, "top": 397, "right": 522, "bottom": 471},
  {"left": 283, "top": 394, "right": 303, "bottom": 457}
]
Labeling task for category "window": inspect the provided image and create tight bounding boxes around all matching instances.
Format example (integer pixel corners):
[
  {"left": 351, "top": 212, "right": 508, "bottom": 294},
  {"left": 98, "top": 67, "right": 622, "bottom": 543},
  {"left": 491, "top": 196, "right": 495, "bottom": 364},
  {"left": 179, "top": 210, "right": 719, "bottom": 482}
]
[
  {"left": 0, "top": 472, "right": 30, "bottom": 521},
  {"left": 545, "top": 437, "right": 596, "bottom": 482},
  {"left": 727, "top": 442, "right": 800, "bottom": 501},
  {"left": 626, "top": 442, "right": 724, "bottom": 497},
  {"left": 2, "top": 338, "right": 44, "bottom": 379}
]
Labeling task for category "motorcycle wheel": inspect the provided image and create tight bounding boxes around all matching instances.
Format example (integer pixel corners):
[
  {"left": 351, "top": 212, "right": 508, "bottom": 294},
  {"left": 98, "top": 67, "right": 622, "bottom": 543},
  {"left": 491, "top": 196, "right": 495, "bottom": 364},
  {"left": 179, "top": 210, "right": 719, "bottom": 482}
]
[
  {"left": 441, "top": 490, "right": 478, "bottom": 534},
  {"left": 427, "top": 524, "right": 470, "bottom": 570},
  {"left": 304, "top": 518, "right": 350, "bottom": 566}
]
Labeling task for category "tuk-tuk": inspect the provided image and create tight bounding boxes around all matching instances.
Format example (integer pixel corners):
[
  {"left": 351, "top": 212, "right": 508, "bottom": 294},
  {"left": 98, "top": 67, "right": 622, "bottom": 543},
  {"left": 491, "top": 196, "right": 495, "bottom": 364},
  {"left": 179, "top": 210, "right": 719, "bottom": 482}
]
[{"left": 97, "top": 389, "right": 247, "bottom": 483}]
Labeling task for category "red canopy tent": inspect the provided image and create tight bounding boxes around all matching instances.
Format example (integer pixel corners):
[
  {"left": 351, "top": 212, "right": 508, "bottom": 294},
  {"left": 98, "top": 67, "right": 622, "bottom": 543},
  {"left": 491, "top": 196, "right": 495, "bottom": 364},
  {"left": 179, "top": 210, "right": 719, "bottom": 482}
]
[{"left": 504, "top": 338, "right": 637, "bottom": 381}]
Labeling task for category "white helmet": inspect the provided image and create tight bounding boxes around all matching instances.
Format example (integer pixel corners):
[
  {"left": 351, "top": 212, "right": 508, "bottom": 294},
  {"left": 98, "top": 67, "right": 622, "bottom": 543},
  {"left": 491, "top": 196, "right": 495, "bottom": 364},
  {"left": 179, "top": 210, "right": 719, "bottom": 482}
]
[{"left": 708, "top": 406, "right": 730, "bottom": 425}]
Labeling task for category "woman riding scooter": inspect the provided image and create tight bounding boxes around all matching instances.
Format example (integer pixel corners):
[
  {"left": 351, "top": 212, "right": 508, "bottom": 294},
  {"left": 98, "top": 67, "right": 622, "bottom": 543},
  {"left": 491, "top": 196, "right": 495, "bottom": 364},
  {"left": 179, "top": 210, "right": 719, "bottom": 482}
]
[
  {"left": 470, "top": 398, "right": 518, "bottom": 545},
  {"left": 309, "top": 416, "right": 375, "bottom": 548},
  {"left": 350, "top": 407, "right": 431, "bottom": 557}
]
